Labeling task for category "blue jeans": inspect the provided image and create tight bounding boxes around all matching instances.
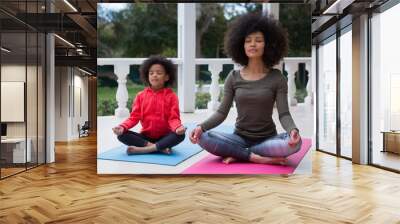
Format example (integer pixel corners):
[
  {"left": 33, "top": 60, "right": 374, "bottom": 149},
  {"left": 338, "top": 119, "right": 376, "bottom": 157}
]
[{"left": 198, "top": 131, "right": 302, "bottom": 161}]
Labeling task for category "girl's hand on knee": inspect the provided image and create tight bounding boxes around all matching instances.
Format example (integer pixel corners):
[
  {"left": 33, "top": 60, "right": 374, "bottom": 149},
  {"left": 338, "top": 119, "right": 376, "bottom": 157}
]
[
  {"left": 189, "top": 126, "right": 203, "bottom": 144},
  {"left": 288, "top": 129, "right": 301, "bottom": 147},
  {"left": 175, "top": 126, "right": 186, "bottom": 135},
  {"left": 112, "top": 126, "right": 124, "bottom": 136}
]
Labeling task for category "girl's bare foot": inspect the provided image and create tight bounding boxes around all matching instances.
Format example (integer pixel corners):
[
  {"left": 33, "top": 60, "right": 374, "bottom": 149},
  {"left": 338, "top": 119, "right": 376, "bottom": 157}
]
[
  {"left": 222, "top": 157, "right": 237, "bottom": 164},
  {"left": 160, "top": 148, "right": 172, "bottom": 154},
  {"left": 249, "top": 153, "right": 288, "bottom": 165},
  {"left": 146, "top": 142, "right": 171, "bottom": 154},
  {"left": 126, "top": 144, "right": 157, "bottom": 155},
  {"left": 127, "top": 146, "right": 145, "bottom": 154}
]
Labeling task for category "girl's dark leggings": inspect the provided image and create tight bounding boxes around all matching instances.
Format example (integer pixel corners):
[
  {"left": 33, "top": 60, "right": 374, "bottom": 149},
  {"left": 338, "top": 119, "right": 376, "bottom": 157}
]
[{"left": 117, "top": 131, "right": 185, "bottom": 151}]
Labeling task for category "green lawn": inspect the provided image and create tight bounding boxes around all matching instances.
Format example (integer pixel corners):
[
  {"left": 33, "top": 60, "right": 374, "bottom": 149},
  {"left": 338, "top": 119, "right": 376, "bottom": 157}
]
[
  {"left": 97, "top": 83, "right": 144, "bottom": 103},
  {"left": 97, "top": 83, "right": 145, "bottom": 116}
]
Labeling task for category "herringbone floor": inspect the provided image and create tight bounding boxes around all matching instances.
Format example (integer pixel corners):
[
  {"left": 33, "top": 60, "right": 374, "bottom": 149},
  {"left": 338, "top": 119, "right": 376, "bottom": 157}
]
[{"left": 1, "top": 134, "right": 400, "bottom": 224}]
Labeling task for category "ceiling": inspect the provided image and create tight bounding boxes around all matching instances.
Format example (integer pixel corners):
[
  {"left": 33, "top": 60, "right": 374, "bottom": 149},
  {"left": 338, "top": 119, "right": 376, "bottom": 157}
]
[{"left": 0, "top": 0, "right": 97, "bottom": 74}]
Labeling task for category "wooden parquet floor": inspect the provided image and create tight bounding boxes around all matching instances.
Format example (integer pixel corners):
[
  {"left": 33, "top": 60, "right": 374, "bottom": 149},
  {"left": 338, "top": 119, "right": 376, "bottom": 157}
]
[{"left": 1, "top": 134, "right": 400, "bottom": 224}]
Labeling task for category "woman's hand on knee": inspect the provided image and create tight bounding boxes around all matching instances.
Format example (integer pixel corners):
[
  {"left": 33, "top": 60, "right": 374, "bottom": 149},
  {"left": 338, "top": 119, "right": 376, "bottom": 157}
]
[
  {"left": 112, "top": 126, "right": 124, "bottom": 136},
  {"left": 189, "top": 126, "right": 203, "bottom": 144},
  {"left": 288, "top": 129, "right": 301, "bottom": 147}
]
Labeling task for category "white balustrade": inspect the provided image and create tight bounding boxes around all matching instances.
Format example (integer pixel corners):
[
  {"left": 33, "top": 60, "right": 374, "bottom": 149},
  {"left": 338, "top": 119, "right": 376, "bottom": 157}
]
[
  {"left": 284, "top": 57, "right": 312, "bottom": 106},
  {"left": 113, "top": 62, "right": 130, "bottom": 118},
  {"left": 207, "top": 63, "right": 223, "bottom": 112},
  {"left": 285, "top": 61, "right": 298, "bottom": 106},
  {"left": 304, "top": 61, "right": 313, "bottom": 105},
  {"left": 98, "top": 57, "right": 311, "bottom": 118}
]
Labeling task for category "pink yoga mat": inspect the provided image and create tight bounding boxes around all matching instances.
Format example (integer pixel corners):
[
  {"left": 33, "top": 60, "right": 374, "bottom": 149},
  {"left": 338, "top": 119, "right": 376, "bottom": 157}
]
[{"left": 182, "top": 138, "right": 312, "bottom": 174}]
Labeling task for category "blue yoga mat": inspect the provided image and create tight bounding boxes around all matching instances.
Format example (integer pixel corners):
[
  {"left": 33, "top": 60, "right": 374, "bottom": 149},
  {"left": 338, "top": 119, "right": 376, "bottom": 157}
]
[{"left": 97, "top": 123, "right": 234, "bottom": 166}]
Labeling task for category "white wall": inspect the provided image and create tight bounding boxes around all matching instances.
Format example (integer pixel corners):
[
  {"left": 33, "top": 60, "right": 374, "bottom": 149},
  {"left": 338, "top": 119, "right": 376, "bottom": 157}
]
[
  {"left": 54, "top": 67, "right": 89, "bottom": 141},
  {"left": 1, "top": 65, "right": 26, "bottom": 139},
  {"left": 55, "top": 66, "right": 68, "bottom": 141}
]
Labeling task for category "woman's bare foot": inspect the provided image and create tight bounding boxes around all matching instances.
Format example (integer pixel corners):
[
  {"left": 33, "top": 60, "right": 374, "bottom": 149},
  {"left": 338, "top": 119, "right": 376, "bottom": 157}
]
[
  {"left": 222, "top": 157, "right": 237, "bottom": 164},
  {"left": 249, "top": 153, "right": 288, "bottom": 165}
]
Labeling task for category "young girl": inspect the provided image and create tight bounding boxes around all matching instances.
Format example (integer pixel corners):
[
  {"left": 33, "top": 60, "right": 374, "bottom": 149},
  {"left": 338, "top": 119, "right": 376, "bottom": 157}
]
[{"left": 112, "top": 56, "right": 186, "bottom": 155}]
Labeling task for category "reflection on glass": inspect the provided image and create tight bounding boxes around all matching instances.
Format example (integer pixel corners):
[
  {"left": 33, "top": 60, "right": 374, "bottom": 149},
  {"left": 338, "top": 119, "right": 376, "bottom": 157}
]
[
  {"left": 27, "top": 31, "right": 38, "bottom": 169},
  {"left": 1, "top": 31, "right": 27, "bottom": 177},
  {"left": 0, "top": 0, "right": 47, "bottom": 179},
  {"left": 340, "top": 29, "right": 352, "bottom": 158},
  {"left": 318, "top": 37, "right": 337, "bottom": 154},
  {"left": 371, "top": 4, "right": 400, "bottom": 171},
  {"left": 38, "top": 33, "right": 46, "bottom": 165}
]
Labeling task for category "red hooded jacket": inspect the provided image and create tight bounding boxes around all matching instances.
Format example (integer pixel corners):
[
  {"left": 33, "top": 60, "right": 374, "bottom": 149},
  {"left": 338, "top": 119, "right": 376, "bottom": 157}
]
[{"left": 119, "top": 87, "right": 182, "bottom": 139}]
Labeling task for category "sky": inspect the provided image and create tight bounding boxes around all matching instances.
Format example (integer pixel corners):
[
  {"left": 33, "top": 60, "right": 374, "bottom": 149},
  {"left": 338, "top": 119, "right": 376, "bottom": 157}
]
[
  {"left": 98, "top": 3, "right": 128, "bottom": 12},
  {"left": 98, "top": 3, "right": 252, "bottom": 21}
]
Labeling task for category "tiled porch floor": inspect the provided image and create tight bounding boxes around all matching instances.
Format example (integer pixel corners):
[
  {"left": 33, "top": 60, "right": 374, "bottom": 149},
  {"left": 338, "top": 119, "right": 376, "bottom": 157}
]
[{"left": 97, "top": 103, "right": 314, "bottom": 174}]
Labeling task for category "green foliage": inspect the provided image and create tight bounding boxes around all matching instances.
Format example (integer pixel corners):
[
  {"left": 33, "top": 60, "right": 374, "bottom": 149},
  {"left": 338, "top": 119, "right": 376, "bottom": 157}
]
[
  {"left": 98, "top": 77, "right": 117, "bottom": 87},
  {"left": 98, "top": 3, "right": 177, "bottom": 58},
  {"left": 295, "top": 88, "right": 308, "bottom": 103},
  {"left": 280, "top": 4, "right": 311, "bottom": 57},
  {"left": 97, "top": 99, "right": 117, "bottom": 116},
  {"left": 98, "top": 3, "right": 310, "bottom": 59},
  {"left": 198, "top": 4, "right": 228, "bottom": 58},
  {"left": 195, "top": 92, "right": 211, "bottom": 109},
  {"left": 97, "top": 83, "right": 144, "bottom": 116}
]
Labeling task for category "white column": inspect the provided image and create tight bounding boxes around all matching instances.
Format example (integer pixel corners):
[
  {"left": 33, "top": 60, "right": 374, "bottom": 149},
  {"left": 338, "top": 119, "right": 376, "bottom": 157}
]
[
  {"left": 178, "top": 3, "right": 196, "bottom": 112},
  {"left": 285, "top": 62, "right": 298, "bottom": 106},
  {"left": 46, "top": 2, "right": 55, "bottom": 163},
  {"left": 207, "top": 63, "right": 223, "bottom": 113},
  {"left": 114, "top": 63, "right": 130, "bottom": 118},
  {"left": 352, "top": 14, "right": 369, "bottom": 164},
  {"left": 304, "top": 59, "right": 313, "bottom": 105},
  {"left": 312, "top": 46, "right": 317, "bottom": 105}
]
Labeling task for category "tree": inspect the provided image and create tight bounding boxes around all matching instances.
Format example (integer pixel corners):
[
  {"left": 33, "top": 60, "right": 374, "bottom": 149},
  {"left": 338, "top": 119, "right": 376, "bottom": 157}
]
[
  {"left": 280, "top": 4, "right": 311, "bottom": 57},
  {"left": 196, "top": 4, "right": 225, "bottom": 58},
  {"left": 98, "top": 3, "right": 177, "bottom": 58}
]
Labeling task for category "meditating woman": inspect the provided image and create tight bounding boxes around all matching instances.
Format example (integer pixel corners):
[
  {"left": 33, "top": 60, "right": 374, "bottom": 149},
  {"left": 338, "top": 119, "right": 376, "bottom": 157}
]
[{"left": 189, "top": 13, "right": 302, "bottom": 165}]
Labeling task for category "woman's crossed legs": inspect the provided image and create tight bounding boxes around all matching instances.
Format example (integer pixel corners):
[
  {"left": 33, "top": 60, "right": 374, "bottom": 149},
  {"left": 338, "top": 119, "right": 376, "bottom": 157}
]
[{"left": 198, "top": 131, "right": 302, "bottom": 164}]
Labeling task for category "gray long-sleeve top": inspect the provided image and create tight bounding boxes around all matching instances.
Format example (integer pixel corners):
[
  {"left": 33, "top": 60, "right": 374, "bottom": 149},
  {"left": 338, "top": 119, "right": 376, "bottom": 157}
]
[{"left": 200, "top": 69, "right": 297, "bottom": 140}]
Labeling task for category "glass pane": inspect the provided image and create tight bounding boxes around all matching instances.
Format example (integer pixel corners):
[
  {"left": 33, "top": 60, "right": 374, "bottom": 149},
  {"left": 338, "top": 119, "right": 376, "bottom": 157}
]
[
  {"left": 318, "top": 36, "right": 337, "bottom": 154},
  {"left": 1, "top": 30, "right": 27, "bottom": 177},
  {"left": 371, "top": 4, "right": 400, "bottom": 171},
  {"left": 340, "top": 29, "right": 352, "bottom": 158},
  {"left": 38, "top": 32, "right": 45, "bottom": 165},
  {"left": 27, "top": 31, "right": 38, "bottom": 169}
]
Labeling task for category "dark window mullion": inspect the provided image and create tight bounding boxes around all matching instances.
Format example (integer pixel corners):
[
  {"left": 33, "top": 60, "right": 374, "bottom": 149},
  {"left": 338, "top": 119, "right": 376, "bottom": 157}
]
[
  {"left": 336, "top": 28, "right": 341, "bottom": 157},
  {"left": 25, "top": 0, "right": 28, "bottom": 171},
  {"left": 316, "top": 45, "right": 320, "bottom": 151},
  {"left": 36, "top": 0, "right": 39, "bottom": 168}
]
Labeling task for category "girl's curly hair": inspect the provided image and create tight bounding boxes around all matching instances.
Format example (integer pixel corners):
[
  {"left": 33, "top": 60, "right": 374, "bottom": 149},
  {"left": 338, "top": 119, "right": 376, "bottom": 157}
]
[{"left": 139, "top": 55, "right": 176, "bottom": 87}]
